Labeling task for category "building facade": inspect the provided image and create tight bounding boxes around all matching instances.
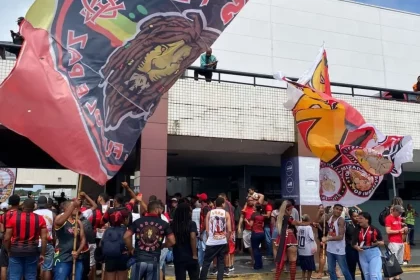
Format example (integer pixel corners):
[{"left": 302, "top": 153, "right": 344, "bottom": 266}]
[{"left": 1, "top": 0, "right": 420, "bottom": 237}]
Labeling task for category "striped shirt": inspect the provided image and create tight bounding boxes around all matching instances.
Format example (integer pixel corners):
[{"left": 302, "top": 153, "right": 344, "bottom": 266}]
[{"left": 6, "top": 211, "right": 46, "bottom": 256}]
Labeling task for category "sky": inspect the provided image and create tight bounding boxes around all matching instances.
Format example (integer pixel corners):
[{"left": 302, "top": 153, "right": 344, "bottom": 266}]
[
  {"left": 0, "top": 0, "right": 33, "bottom": 41},
  {"left": 350, "top": 0, "right": 420, "bottom": 14},
  {"left": 0, "top": 0, "right": 419, "bottom": 42}
]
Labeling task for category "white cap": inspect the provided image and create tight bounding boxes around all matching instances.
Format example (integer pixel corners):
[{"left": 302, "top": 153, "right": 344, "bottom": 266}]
[{"left": 0, "top": 202, "right": 9, "bottom": 209}]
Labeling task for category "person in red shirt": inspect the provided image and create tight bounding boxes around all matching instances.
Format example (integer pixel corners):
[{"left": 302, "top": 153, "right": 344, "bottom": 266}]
[
  {"left": 4, "top": 198, "right": 48, "bottom": 280},
  {"left": 385, "top": 205, "right": 407, "bottom": 280},
  {"left": 274, "top": 200, "right": 312, "bottom": 280},
  {"left": 0, "top": 194, "right": 20, "bottom": 280},
  {"left": 238, "top": 197, "right": 256, "bottom": 265},
  {"left": 250, "top": 204, "right": 265, "bottom": 270}
]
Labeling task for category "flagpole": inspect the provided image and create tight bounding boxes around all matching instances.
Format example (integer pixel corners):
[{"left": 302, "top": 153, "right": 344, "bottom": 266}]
[
  {"left": 72, "top": 174, "right": 83, "bottom": 280},
  {"left": 392, "top": 176, "right": 397, "bottom": 197}
]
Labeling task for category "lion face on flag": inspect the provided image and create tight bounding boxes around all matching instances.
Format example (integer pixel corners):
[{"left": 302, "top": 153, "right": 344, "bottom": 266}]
[
  {"left": 349, "top": 169, "right": 374, "bottom": 192},
  {"left": 354, "top": 149, "right": 393, "bottom": 176},
  {"left": 100, "top": 11, "right": 219, "bottom": 129}
]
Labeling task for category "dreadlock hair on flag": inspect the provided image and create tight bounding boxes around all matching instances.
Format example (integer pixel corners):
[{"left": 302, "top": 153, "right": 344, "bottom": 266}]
[{"left": 171, "top": 202, "right": 192, "bottom": 245}]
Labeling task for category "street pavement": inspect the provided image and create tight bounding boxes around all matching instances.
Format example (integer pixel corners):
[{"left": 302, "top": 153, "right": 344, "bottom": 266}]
[{"left": 164, "top": 246, "right": 420, "bottom": 279}]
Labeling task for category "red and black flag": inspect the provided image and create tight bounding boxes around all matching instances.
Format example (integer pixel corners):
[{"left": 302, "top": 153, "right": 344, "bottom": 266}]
[{"left": 0, "top": 0, "right": 248, "bottom": 184}]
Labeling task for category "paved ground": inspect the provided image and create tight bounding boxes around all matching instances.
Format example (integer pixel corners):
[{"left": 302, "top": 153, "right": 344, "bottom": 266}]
[{"left": 164, "top": 246, "right": 420, "bottom": 279}]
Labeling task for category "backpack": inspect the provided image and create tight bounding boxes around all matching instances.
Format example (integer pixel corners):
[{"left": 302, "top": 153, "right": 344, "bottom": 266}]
[
  {"left": 379, "top": 207, "right": 390, "bottom": 226},
  {"left": 101, "top": 227, "right": 126, "bottom": 258},
  {"left": 81, "top": 217, "right": 95, "bottom": 244}
]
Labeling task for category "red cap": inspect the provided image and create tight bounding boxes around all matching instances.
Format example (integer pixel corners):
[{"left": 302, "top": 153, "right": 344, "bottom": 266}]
[{"left": 197, "top": 193, "right": 208, "bottom": 201}]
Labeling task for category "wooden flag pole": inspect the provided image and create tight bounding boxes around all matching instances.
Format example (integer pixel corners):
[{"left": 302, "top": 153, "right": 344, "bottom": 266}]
[{"left": 72, "top": 174, "right": 83, "bottom": 280}]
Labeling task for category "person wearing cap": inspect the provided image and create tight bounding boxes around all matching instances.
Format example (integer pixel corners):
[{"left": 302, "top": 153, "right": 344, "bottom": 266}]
[
  {"left": 170, "top": 197, "right": 178, "bottom": 220},
  {"left": 385, "top": 205, "right": 407, "bottom": 279},
  {"left": 196, "top": 193, "right": 209, "bottom": 267},
  {"left": 34, "top": 196, "right": 55, "bottom": 280}
]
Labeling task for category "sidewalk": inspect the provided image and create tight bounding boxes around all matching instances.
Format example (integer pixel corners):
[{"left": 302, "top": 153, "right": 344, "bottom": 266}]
[{"left": 164, "top": 246, "right": 420, "bottom": 279}]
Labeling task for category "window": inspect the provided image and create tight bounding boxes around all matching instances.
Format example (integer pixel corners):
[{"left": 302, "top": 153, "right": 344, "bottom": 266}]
[{"left": 399, "top": 181, "right": 420, "bottom": 200}]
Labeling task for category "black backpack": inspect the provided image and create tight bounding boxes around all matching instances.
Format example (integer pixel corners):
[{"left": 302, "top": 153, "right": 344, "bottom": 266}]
[
  {"left": 378, "top": 207, "right": 390, "bottom": 226},
  {"left": 101, "top": 227, "right": 126, "bottom": 258},
  {"left": 81, "top": 217, "right": 95, "bottom": 244}
]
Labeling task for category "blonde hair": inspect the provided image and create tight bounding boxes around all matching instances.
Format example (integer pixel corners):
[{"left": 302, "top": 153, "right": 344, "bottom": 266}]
[
  {"left": 276, "top": 200, "right": 289, "bottom": 234},
  {"left": 392, "top": 197, "right": 403, "bottom": 206},
  {"left": 301, "top": 214, "right": 310, "bottom": 222}
]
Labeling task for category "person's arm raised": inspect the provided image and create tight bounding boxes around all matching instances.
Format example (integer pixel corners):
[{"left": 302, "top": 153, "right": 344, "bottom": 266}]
[
  {"left": 54, "top": 199, "right": 80, "bottom": 228},
  {"left": 80, "top": 192, "right": 97, "bottom": 211}
]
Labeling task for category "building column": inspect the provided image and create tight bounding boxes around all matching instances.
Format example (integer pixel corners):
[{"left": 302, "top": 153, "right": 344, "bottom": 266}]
[
  {"left": 296, "top": 132, "right": 321, "bottom": 263},
  {"left": 139, "top": 93, "right": 168, "bottom": 202}
]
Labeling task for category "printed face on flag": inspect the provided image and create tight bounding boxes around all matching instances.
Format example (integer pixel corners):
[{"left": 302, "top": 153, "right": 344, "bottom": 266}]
[
  {"left": 275, "top": 46, "right": 413, "bottom": 206},
  {"left": 0, "top": 0, "right": 248, "bottom": 184}
]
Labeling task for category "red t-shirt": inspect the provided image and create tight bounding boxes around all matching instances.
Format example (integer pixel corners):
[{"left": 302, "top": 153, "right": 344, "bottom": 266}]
[
  {"left": 242, "top": 206, "right": 254, "bottom": 231},
  {"left": 251, "top": 213, "right": 264, "bottom": 233},
  {"left": 264, "top": 204, "right": 273, "bottom": 227},
  {"left": 385, "top": 214, "right": 403, "bottom": 243}
]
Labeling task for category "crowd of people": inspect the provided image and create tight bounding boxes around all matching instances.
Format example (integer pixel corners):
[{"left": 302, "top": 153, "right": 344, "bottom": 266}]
[{"left": 0, "top": 182, "right": 416, "bottom": 280}]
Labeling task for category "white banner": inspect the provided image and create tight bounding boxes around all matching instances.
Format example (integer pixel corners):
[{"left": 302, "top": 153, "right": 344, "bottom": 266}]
[
  {"left": 298, "top": 157, "right": 321, "bottom": 206},
  {"left": 0, "top": 168, "right": 17, "bottom": 203}
]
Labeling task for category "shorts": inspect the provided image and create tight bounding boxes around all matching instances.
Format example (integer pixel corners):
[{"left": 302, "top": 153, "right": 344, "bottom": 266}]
[
  {"left": 41, "top": 244, "right": 55, "bottom": 271},
  {"left": 89, "top": 244, "right": 97, "bottom": 267},
  {"left": 0, "top": 246, "right": 8, "bottom": 267},
  {"left": 228, "top": 238, "right": 235, "bottom": 254},
  {"left": 285, "top": 230, "right": 297, "bottom": 246},
  {"left": 160, "top": 248, "right": 169, "bottom": 269},
  {"left": 388, "top": 242, "right": 404, "bottom": 265},
  {"left": 272, "top": 227, "right": 279, "bottom": 241},
  {"left": 299, "top": 255, "right": 316, "bottom": 271},
  {"left": 243, "top": 230, "right": 252, "bottom": 249},
  {"left": 105, "top": 255, "right": 129, "bottom": 272}
]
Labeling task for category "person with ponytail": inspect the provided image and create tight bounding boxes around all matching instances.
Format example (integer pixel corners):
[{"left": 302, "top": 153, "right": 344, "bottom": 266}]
[
  {"left": 273, "top": 200, "right": 313, "bottom": 280},
  {"left": 352, "top": 212, "right": 384, "bottom": 280}
]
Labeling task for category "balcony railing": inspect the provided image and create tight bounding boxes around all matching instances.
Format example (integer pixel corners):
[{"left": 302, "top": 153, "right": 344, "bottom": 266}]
[
  {"left": 1, "top": 40, "right": 418, "bottom": 103},
  {"left": 185, "top": 66, "right": 420, "bottom": 103}
]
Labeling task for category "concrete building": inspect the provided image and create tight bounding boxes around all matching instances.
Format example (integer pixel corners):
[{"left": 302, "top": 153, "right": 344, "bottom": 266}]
[{"left": 1, "top": 0, "right": 420, "bottom": 237}]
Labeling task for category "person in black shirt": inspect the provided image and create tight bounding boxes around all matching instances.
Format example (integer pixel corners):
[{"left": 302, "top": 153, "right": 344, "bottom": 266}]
[
  {"left": 171, "top": 202, "right": 199, "bottom": 280},
  {"left": 124, "top": 200, "right": 175, "bottom": 280},
  {"left": 345, "top": 209, "right": 364, "bottom": 280}
]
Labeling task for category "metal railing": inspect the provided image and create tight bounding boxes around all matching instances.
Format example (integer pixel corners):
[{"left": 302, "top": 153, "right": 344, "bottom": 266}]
[
  {"left": 2, "top": 39, "right": 418, "bottom": 103},
  {"left": 186, "top": 66, "right": 420, "bottom": 102}
]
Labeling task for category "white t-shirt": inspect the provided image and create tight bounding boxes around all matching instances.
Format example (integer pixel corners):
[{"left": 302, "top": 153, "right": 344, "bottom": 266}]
[
  {"left": 297, "top": 225, "right": 315, "bottom": 256},
  {"left": 206, "top": 209, "right": 227, "bottom": 246},
  {"left": 34, "top": 209, "right": 53, "bottom": 246}
]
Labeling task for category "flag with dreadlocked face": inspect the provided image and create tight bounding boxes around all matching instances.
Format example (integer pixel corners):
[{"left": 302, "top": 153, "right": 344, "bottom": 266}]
[{"left": 0, "top": 0, "right": 248, "bottom": 184}]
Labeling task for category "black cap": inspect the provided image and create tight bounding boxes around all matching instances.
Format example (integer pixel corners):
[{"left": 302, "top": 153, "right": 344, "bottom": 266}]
[{"left": 37, "top": 196, "right": 48, "bottom": 208}]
